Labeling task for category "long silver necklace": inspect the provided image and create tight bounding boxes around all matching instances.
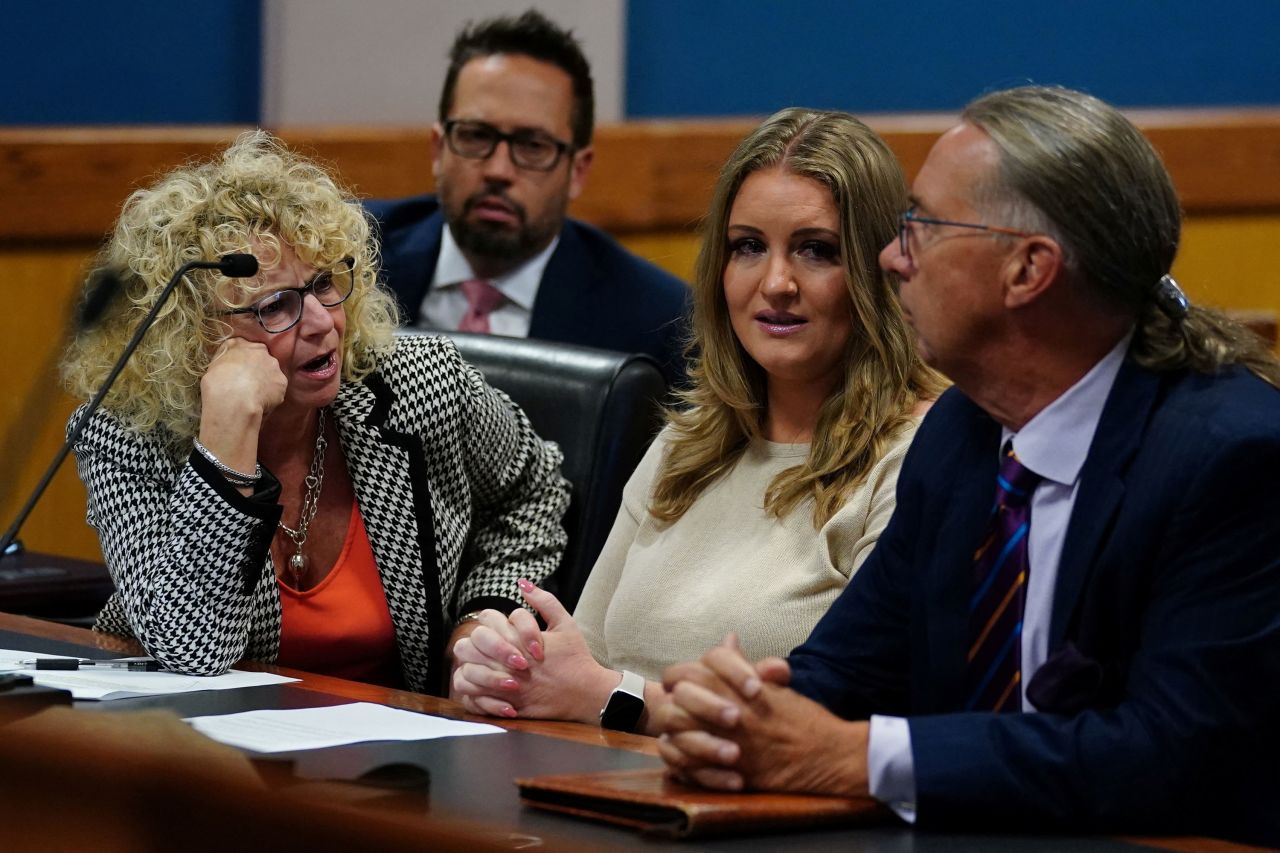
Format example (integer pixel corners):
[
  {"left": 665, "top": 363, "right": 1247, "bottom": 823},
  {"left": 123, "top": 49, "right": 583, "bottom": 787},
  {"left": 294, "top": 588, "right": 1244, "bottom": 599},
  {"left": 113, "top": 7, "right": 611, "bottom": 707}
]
[{"left": 277, "top": 408, "right": 327, "bottom": 588}]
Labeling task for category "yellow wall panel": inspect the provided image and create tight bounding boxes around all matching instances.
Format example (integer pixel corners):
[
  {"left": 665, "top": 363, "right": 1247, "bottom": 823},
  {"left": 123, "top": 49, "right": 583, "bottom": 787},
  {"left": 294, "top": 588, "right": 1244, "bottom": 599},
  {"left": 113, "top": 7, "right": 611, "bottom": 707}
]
[
  {"left": 2, "top": 246, "right": 103, "bottom": 561},
  {"left": 617, "top": 231, "right": 699, "bottom": 283},
  {"left": 1175, "top": 215, "right": 1280, "bottom": 315}
]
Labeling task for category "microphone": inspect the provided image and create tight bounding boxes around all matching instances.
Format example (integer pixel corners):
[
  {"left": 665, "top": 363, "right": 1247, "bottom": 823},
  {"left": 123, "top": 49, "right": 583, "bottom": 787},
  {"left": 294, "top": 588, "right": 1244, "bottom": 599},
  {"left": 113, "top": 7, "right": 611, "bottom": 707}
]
[
  {"left": 76, "top": 255, "right": 256, "bottom": 332},
  {"left": 0, "top": 254, "right": 259, "bottom": 559},
  {"left": 215, "top": 253, "right": 259, "bottom": 278}
]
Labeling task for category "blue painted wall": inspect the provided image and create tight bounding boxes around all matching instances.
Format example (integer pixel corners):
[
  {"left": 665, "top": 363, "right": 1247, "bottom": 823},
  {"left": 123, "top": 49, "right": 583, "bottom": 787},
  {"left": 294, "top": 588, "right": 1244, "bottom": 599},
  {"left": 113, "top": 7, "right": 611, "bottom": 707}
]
[
  {"left": 625, "top": 1, "right": 1280, "bottom": 117},
  {"left": 5, "top": 2, "right": 1276, "bottom": 124},
  {"left": 3, "top": 1, "right": 261, "bottom": 124}
]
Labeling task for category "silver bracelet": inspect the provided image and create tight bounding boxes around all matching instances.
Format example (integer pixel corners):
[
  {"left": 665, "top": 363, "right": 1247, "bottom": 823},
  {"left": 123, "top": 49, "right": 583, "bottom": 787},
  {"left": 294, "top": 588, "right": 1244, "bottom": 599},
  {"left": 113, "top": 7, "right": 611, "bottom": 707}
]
[{"left": 192, "top": 438, "right": 262, "bottom": 487}]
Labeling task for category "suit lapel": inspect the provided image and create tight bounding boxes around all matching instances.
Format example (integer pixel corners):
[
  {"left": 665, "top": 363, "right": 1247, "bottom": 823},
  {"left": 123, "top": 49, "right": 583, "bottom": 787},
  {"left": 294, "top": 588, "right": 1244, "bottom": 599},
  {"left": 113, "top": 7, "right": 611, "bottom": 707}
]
[
  {"left": 328, "top": 374, "right": 440, "bottom": 689},
  {"left": 529, "top": 223, "right": 595, "bottom": 341},
  {"left": 927, "top": 399, "right": 1003, "bottom": 709},
  {"left": 387, "top": 208, "right": 445, "bottom": 324},
  {"left": 331, "top": 379, "right": 417, "bottom": 584},
  {"left": 410, "top": 210, "right": 447, "bottom": 319},
  {"left": 1050, "top": 359, "right": 1162, "bottom": 648}
]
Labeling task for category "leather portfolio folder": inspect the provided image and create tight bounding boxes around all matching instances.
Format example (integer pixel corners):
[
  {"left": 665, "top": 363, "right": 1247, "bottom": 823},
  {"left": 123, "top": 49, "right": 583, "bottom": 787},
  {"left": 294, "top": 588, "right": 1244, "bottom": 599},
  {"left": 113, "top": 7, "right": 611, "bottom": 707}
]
[{"left": 516, "top": 767, "right": 885, "bottom": 838}]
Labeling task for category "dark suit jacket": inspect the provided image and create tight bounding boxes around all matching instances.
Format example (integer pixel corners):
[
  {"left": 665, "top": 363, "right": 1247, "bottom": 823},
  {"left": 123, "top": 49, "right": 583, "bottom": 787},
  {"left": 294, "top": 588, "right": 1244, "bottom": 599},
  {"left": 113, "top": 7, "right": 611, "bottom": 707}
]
[
  {"left": 365, "top": 194, "right": 691, "bottom": 385},
  {"left": 789, "top": 357, "right": 1280, "bottom": 845}
]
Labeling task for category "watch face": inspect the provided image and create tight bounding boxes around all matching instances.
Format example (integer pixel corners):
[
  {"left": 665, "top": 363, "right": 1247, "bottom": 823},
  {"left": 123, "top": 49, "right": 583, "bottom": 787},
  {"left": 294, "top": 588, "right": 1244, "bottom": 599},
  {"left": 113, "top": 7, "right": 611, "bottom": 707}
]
[{"left": 601, "top": 690, "right": 645, "bottom": 731}]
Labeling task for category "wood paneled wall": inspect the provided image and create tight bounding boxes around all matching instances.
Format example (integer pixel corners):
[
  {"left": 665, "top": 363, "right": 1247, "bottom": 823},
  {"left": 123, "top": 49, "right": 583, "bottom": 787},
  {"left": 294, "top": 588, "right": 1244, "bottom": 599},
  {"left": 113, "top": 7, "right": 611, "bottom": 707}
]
[
  {"left": 4, "top": 110, "right": 1280, "bottom": 561},
  {"left": 6, "top": 108, "right": 1280, "bottom": 239}
]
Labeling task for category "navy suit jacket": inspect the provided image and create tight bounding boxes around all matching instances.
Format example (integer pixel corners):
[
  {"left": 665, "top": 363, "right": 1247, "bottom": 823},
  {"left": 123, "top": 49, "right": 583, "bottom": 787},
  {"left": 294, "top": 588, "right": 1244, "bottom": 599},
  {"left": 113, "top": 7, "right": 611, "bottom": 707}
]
[
  {"left": 365, "top": 194, "right": 691, "bottom": 385},
  {"left": 790, "top": 357, "right": 1280, "bottom": 845}
]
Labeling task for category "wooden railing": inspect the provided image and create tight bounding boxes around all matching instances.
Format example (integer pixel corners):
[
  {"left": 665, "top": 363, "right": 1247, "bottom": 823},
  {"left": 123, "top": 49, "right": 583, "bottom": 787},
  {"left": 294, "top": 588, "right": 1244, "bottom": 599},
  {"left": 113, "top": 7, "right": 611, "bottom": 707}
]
[{"left": 3, "top": 107, "right": 1280, "bottom": 244}]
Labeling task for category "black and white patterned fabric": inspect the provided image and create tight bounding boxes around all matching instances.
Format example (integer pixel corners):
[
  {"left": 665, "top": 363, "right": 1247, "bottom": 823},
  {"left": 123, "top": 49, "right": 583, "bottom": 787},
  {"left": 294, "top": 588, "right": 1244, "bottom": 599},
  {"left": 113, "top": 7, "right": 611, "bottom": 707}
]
[{"left": 74, "top": 335, "right": 569, "bottom": 694}]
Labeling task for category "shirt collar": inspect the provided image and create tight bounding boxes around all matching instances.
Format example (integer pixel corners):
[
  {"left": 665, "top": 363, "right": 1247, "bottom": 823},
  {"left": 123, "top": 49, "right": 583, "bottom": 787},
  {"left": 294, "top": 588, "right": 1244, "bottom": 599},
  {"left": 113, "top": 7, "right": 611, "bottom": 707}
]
[
  {"left": 432, "top": 223, "right": 559, "bottom": 312},
  {"left": 1002, "top": 331, "right": 1132, "bottom": 487}
]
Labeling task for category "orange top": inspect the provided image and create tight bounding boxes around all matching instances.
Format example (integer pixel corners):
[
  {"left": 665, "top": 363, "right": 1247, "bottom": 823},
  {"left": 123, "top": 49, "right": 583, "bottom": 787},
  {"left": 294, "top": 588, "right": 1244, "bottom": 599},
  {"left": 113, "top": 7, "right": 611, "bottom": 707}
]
[{"left": 277, "top": 501, "right": 402, "bottom": 688}]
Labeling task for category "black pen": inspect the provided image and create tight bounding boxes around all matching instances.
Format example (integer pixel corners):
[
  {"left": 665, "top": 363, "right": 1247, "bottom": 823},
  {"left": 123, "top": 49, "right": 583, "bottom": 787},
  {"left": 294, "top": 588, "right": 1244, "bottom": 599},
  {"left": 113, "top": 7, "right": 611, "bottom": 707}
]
[{"left": 14, "top": 657, "right": 162, "bottom": 672}]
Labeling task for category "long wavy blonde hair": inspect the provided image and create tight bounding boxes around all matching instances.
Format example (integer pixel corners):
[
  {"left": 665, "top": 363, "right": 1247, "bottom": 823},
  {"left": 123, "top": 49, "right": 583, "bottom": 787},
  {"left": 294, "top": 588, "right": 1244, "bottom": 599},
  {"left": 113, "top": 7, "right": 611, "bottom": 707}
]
[
  {"left": 651, "top": 108, "right": 945, "bottom": 528},
  {"left": 62, "top": 131, "right": 398, "bottom": 447}
]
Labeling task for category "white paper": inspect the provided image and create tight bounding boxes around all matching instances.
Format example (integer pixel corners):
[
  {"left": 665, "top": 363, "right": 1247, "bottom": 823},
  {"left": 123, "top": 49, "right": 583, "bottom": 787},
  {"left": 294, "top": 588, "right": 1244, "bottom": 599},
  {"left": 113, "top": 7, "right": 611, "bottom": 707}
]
[
  {"left": 0, "top": 648, "right": 298, "bottom": 701},
  {"left": 184, "top": 702, "right": 504, "bottom": 753}
]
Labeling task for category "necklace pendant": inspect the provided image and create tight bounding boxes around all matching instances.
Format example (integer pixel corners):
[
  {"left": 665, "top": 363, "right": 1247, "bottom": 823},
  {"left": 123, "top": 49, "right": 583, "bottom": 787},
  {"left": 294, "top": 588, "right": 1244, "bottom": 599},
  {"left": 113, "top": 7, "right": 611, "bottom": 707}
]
[{"left": 288, "top": 551, "right": 307, "bottom": 587}]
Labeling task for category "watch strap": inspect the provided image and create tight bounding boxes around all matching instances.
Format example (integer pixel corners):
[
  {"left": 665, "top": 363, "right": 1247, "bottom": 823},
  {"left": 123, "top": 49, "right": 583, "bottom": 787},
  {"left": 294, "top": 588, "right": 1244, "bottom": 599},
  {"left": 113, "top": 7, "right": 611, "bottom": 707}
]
[{"left": 614, "top": 669, "right": 644, "bottom": 700}]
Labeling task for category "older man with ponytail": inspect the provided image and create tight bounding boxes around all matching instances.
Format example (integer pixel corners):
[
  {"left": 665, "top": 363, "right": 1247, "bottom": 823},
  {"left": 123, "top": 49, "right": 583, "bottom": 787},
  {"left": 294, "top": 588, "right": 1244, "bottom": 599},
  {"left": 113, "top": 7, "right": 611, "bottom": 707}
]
[{"left": 657, "top": 86, "right": 1280, "bottom": 847}]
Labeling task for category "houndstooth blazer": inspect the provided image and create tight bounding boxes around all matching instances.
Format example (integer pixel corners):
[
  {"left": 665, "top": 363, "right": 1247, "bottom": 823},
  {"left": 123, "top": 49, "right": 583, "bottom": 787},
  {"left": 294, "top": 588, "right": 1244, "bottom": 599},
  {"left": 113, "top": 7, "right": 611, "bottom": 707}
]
[{"left": 75, "top": 334, "right": 570, "bottom": 694}]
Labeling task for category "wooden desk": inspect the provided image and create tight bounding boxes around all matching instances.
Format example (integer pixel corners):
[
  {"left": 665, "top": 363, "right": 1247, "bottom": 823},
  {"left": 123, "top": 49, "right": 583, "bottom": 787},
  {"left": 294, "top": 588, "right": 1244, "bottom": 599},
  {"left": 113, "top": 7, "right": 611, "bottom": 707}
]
[{"left": 0, "top": 613, "right": 1265, "bottom": 853}]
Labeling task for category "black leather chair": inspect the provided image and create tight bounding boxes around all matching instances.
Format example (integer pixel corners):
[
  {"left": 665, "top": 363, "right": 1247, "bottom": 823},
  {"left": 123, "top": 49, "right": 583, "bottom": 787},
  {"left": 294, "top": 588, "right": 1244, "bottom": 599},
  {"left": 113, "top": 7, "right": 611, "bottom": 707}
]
[{"left": 398, "top": 330, "right": 670, "bottom": 612}]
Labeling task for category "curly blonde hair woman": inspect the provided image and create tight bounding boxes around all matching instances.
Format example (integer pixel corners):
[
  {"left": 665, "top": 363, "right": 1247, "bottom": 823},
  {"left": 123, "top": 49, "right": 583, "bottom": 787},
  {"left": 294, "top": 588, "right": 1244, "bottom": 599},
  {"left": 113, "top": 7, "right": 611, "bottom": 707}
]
[
  {"left": 64, "top": 132, "right": 395, "bottom": 444},
  {"left": 450, "top": 109, "right": 944, "bottom": 732},
  {"left": 64, "top": 132, "right": 569, "bottom": 693}
]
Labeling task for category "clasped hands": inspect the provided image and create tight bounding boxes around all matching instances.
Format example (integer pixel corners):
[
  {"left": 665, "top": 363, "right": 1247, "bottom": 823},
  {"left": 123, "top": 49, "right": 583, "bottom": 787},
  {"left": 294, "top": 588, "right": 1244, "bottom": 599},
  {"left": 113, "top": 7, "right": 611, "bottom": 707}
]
[
  {"left": 655, "top": 635, "right": 871, "bottom": 797},
  {"left": 452, "top": 583, "right": 870, "bottom": 797},
  {"left": 449, "top": 579, "right": 622, "bottom": 724}
]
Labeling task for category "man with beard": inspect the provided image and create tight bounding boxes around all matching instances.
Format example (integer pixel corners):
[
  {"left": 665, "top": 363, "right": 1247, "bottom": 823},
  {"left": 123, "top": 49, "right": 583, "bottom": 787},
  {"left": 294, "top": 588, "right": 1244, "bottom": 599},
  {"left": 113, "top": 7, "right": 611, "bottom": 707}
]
[{"left": 367, "top": 10, "right": 689, "bottom": 384}]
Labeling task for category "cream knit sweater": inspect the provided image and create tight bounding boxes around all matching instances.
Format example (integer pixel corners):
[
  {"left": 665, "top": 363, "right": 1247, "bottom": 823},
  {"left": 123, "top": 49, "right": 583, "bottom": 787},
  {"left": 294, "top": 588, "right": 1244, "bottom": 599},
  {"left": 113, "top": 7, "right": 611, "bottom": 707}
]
[{"left": 574, "top": 420, "right": 918, "bottom": 681}]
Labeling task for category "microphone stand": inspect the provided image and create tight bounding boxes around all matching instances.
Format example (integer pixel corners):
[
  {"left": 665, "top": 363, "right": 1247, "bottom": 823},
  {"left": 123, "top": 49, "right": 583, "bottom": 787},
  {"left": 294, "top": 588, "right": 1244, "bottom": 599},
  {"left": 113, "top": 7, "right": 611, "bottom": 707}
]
[{"left": 0, "top": 255, "right": 258, "bottom": 559}]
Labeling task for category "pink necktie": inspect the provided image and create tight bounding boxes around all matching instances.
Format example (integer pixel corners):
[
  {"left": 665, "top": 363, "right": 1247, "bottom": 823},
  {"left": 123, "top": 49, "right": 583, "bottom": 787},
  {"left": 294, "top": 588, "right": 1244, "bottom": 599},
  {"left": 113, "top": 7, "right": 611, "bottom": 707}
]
[{"left": 458, "top": 278, "right": 505, "bottom": 334}]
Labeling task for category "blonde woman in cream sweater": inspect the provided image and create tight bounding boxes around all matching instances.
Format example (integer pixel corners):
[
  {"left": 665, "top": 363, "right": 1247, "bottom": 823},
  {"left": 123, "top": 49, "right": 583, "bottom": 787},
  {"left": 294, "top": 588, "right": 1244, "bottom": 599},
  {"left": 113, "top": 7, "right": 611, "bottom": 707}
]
[{"left": 451, "top": 108, "right": 943, "bottom": 734}]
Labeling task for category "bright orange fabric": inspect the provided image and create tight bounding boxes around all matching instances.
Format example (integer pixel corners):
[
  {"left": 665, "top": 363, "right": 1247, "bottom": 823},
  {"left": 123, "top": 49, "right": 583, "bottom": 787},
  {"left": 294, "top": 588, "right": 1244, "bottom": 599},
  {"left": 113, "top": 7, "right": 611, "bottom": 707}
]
[{"left": 277, "top": 501, "right": 402, "bottom": 687}]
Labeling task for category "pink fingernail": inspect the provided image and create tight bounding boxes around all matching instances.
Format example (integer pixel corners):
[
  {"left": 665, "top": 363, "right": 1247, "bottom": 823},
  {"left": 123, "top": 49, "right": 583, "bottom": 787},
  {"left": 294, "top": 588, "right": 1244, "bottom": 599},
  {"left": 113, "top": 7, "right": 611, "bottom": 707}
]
[
  {"left": 500, "top": 706, "right": 518, "bottom": 718},
  {"left": 501, "top": 678, "right": 520, "bottom": 691},
  {"left": 517, "top": 578, "right": 533, "bottom": 592},
  {"left": 528, "top": 640, "right": 544, "bottom": 661},
  {"left": 508, "top": 654, "right": 529, "bottom": 670}
]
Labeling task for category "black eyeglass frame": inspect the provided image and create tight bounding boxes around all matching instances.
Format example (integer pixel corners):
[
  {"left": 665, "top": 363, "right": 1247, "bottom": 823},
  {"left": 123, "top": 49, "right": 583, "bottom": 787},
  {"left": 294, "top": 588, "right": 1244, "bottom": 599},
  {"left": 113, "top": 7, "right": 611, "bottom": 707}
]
[
  {"left": 898, "top": 208, "right": 1033, "bottom": 261},
  {"left": 221, "top": 256, "right": 356, "bottom": 334},
  {"left": 442, "top": 119, "right": 576, "bottom": 172}
]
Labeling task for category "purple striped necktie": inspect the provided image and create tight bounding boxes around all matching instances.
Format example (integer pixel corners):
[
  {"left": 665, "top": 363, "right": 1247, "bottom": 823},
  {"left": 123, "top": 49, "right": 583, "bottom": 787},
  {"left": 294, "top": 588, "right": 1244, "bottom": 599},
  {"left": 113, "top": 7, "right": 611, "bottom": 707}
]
[
  {"left": 965, "top": 442, "right": 1042, "bottom": 712},
  {"left": 458, "top": 278, "right": 505, "bottom": 333}
]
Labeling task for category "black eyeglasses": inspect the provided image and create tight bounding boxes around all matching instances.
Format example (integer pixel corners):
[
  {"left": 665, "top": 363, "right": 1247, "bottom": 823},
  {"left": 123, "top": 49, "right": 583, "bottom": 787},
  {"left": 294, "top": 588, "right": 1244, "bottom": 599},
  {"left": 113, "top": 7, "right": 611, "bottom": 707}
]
[
  {"left": 443, "top": 119, "right": 574, "bottom": 172},
  {"left": 898, "top": 207, "right": 1032, "bottom": 262},
  {"left": 222, "top": 257, "right": 355, "bottom": 333}
]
